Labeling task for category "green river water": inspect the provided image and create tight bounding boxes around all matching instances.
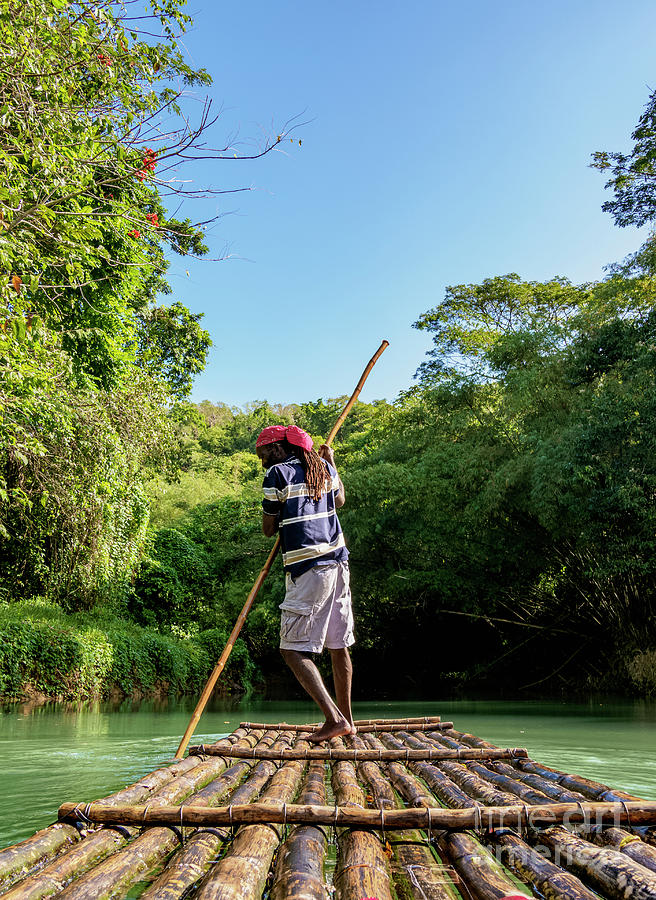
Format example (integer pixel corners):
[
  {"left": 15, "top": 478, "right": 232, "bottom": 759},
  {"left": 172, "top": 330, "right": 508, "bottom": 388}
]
[{"left": 0, "top": 696, "right": 655, "bottom": 850}]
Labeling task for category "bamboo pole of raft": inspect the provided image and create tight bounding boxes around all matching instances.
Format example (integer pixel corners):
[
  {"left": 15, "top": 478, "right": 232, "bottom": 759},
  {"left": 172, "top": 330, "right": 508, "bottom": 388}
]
[
  {"left": 140, "top": 737, "right": 291, "bottom": 900},
  {"left": 356, "top": 733, "right": 529, "bottom": 900},
  {"left": 390, "top": 729, "right": 656, "bottom": 900},
  {"left": 419, "top": 731, "right": 555, "bottom": 805},
  {"left": 365, "top": 732, "right": 474, "bottom": 811},
  {"left": 439, "top": 830, "right": 533, "bottom": 900},
  {"left": 538, "top": 826, "right": 656, "bottom": 900},
  {"left": 426, "top": 730, "right": 597, "bottom": 805},
  {"left": 588, "top": 827, "right": 656, "bottom": 875},
  {"left": 188, "top": 744, "right": 528, "bottom": 761},
  {"left": 0, "top": 730, "right": 254, "bottom": 900},
  {"left": 429, "top": 729, "right": 596, "bottom": 803},
  {"left": 397, "top": 730, "right": 546, "bottom": 806},
  {"left": 0, "top": 743, "right": 219, "bottom": 894},
  {"left": 438, "top": 729, "right": 606, "bottom": 810},
  {"left": 349, "top": 735, "right": 459, "bottom": 900},
  {"left": 54, "top": 734, "right": 286, "bottom": 900},
  {"left": 1, "top": 730, "right": 268, "bottom": 900},
  {"left": 441, "top": 730, "right": 640, "bottom": 802},
  {"left": 270, "top": 760, "right": 328, "bottom": 900},
  {"left": 389, "top": 734, "right": 601, "bottom": 900},
  {"left": 56, "top": 799, "right": 656, "bottom": 831},
  {"left": 418, "top": 728, "right": 656, "bottom": 896},
  {"left": 426, "top": 724, "right": 656, "bottom": 870},
  {"left": 491, "top": 830, "right": 601, "bottom": 900},
  {"left": 370, "top": 732, "right": 598, "bottom": 900},
  {"left": 174, "top": 338, "right": 389, "bottom": 760},
  {"left": 238, "top": 721, "right": 454, "bottom": 734},
  {"left": 193, "top": 739, "right": 311, "bottom": 900},
  {"left": 239, "top": 715, "right": 442, "bottom": 728},
  {"left": 450, "top": 727, "right": 645, "bottom": 803},
  {"left": 330, "top": 741, "right": 394, "bottom": 900}
]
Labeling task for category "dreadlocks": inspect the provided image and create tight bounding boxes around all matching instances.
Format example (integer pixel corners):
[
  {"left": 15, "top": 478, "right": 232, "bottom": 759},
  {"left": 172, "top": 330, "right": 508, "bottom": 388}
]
[{"left": 280, "top": 439, "right": 330, "bottom": 501}]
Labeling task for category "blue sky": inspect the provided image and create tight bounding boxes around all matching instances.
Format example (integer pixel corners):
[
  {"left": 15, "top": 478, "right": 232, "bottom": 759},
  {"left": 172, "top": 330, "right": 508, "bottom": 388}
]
[{"left": 162, "top": 0, "right": 655, "bottom": 407}]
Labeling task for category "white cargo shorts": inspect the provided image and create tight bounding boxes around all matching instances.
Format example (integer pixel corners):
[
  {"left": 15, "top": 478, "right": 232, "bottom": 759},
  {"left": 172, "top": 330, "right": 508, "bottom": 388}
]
[{"left": 279, "top": 561, "right": 355, "bottom": 653}]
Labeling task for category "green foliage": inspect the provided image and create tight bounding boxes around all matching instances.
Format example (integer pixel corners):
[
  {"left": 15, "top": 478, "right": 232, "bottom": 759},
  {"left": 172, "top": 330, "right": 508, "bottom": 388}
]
[
  {"left": 627, "top": 649, "right": 656, "bottom": 696},
  {"left": 195, "top": 628, "right": 256, "bottom": 692},
  {"left": 4, "top": 42, "right": 656, "bottom": 701},
  {"left": 0, "top": 600, "right": 253, "bottom": 700},
  {"left": 0, "top": 0, "right": 214, "bottom": 609},
  {"left": 0, "top": 320, "right": 172, "bottom": 606},
  {"left": 591, "top": 86, "right": 656, "bottom": 228},
  {"left": 142, "top": 264, "right": 656, "bottom": 695},
  {"left": 0, "top": 0, "right": 212, "bottom": 389},
  {"left": 137, "top": 303, "right": 212, "bottom": 400},
  {"left": 129, "top": 527, "right": 215, "bottom": 630}
]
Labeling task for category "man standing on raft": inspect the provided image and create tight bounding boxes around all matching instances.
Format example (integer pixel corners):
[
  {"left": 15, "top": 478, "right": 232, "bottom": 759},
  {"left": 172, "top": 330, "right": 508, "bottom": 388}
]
[{"left": 256, "top": 425, "right": 356, "bottom": 742}]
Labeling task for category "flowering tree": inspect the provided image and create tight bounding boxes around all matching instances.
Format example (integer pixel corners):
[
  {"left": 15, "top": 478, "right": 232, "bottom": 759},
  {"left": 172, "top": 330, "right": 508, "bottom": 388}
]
[
  {"left": 0, "top": 0, "right": 296, "bottom": 603},
  {"left": 0, "top": 0, "right": 296, "bottom": 382}
]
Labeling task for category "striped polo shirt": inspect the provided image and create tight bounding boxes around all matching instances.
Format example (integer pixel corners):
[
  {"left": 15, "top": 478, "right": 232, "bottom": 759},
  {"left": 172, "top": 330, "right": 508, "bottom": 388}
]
[{"left": 262, "top": 455, "right": 349, "bottom": 578}]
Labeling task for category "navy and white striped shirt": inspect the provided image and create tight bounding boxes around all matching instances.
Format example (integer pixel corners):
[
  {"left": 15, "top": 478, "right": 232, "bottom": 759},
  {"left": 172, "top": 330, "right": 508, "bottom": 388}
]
[{"left": 262, "top": 455, "right": 349, "bottom": 578}]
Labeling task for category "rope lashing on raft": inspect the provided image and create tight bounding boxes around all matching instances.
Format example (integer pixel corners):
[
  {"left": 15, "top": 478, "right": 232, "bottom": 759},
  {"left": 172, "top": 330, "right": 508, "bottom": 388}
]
[
  {"left": 71, "top": 803, "right": 92, "bottom": 826},
  {"left": 104, "top": 824, "right": 132, "bottom": 839},
  {"left": 619, "top": 832, "right": 641, "bottom": 848},
  {"left": 72, "top": 802, "right": 132, "bottom": 839},
  {"left": 576, "top": 800, "right": 587, "bottom": 830},
  {"left": 517, "top": 803, "right": 530, "bottom": 836}
]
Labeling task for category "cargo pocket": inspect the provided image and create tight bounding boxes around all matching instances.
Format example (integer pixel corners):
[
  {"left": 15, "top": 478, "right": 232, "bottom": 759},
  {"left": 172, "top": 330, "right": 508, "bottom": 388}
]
[
  {"left": 280, "top": 611, "right": 313, "bottom": 642},
  {"left": 279, "top": 574, "right": 315, "bottom": 642}
]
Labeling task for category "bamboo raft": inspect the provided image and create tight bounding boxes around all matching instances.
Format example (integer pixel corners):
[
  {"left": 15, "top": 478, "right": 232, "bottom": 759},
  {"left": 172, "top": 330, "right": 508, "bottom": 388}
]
[{"left": 1, "top": 717, "right": 655, "bottom": 899}]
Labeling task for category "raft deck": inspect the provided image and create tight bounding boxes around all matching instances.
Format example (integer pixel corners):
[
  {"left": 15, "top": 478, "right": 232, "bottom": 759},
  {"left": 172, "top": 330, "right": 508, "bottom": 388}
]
[{"left": 1, "top": 716, "right": 655, "bottom": 899}]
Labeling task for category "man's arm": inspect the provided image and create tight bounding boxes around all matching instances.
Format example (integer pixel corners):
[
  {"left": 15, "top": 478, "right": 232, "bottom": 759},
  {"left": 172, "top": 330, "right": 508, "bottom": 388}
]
[
  {"left": 261, "top": 464, "right": 282, "bottom": 535},
  {"left": 262, "top": 512, "right": 279, "bottom": 537},
  {"left": 318, "top": 444, "right": 345, "bottom": 508}
]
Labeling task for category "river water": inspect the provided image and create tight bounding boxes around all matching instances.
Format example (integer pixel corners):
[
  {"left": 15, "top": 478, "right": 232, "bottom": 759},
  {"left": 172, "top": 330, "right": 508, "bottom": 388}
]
[{"left": 0, "top": 696, "right": 655, "bottom": 849}]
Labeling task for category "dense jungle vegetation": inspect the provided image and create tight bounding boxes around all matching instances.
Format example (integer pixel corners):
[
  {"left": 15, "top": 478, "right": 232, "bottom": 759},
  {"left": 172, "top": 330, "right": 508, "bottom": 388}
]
[{"left": 1, "top": 0, "right": 656, "bottom": 700}]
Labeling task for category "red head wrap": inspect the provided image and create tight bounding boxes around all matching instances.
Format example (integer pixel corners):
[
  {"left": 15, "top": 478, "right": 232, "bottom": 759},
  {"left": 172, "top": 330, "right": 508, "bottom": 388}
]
[{"left": 256, "top": 425, "right": 314, "bottom": 452}]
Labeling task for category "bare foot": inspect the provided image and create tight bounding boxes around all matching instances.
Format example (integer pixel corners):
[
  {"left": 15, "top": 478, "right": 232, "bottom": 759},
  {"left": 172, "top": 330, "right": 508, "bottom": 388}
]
[
  {"left": 349, "top": 723, "right": 357, "bottom": 736},
  {"left": 308, "top": 718, "right": 352, "bottom": 743}
]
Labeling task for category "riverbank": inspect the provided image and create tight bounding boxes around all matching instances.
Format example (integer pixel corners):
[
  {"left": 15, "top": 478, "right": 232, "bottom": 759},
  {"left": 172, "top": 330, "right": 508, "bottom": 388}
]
[{"left": 0, "top": 600, "right": 256, "bottom": 702}]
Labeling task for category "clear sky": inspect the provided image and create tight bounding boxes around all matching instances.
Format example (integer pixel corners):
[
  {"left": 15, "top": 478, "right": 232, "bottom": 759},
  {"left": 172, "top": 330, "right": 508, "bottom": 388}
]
[{"left": 161, "top": 0, "right": 655, "bottom": 407}]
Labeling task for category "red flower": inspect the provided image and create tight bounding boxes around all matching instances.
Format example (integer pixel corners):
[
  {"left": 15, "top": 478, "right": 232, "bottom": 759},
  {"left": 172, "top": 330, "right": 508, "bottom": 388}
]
[
  {"left": 97, "top": 53, "right": 112, "bottom": 67},
  {"left": 145, "top": 212, "right": 159, "bottom": 226},
  {"left": 136, "top": 148, "right": 157, "bottom": 180},
  {"left": 127, "top": 229, "right": 140, "bottom": 238}
]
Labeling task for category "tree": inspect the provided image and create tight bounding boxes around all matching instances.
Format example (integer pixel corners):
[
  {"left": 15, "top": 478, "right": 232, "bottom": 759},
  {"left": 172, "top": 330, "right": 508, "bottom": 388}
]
[
  {"left": 0, "top": 0, "right": 299, "bottom": 386},
  {"left": 137, "top": 302, "right": 211, "bottom": 400},
  {"left": 592, "top": 87, "right": 656, "bottom": 228},
  {"left": 0, "top": 0, "right": 300, "bottom": 606}
]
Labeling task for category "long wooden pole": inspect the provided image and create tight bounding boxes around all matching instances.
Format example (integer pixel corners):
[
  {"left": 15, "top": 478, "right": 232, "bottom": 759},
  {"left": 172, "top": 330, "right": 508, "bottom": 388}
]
[
  {"left": 174, "top": 339, "right": 389, "bottom": 759},
  {"left": 239, "top": 715, "right": 442, "bottom": 728},
  {"left": 187, "top": 745, "right": 527, "bottom": 762},
  {"left": 58, "top": 800, "right": 656, "bottom": 831}
]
